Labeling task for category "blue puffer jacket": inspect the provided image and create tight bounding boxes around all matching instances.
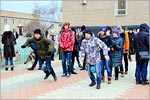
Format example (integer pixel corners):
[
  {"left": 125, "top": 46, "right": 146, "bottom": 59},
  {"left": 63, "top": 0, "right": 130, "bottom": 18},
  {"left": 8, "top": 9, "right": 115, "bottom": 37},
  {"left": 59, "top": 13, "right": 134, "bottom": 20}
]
[
  {"left": 134, "top": 23, "right": 150, "bottom": 63},
  {"left": 110, "top": 36, "right": 123, "bottom": 67}
]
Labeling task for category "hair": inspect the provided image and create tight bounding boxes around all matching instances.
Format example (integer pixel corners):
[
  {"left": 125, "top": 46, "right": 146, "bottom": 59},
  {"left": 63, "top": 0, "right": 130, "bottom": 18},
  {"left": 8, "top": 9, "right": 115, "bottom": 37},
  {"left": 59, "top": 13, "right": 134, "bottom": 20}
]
[{"left": 60, "top": 22, "right": 71, "bottom": 32}]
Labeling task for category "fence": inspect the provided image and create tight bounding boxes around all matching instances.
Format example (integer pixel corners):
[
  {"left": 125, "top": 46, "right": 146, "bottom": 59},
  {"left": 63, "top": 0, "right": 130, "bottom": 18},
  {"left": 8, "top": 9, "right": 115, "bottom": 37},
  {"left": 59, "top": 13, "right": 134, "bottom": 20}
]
[{"left": 0, "top": 46, "right": 32, "bottom": 67}]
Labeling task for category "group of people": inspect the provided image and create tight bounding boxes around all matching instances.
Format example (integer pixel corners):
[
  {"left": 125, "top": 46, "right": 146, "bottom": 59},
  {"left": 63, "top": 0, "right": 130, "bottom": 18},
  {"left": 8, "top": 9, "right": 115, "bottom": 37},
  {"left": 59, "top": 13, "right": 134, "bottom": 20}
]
[{"left": 1, "top": 22, "right": 149, "bottom": 90}]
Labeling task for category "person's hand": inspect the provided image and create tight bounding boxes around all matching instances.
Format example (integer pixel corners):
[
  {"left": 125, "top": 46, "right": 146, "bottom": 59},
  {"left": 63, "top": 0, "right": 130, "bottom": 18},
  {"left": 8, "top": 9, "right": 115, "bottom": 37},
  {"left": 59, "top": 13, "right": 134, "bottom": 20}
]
[
  {"left": 21, "top": 45, "right": 26, "bottom": 48},
  {"left": 108, "top": 48, "right": 110, "bottom": 51},
  {"left": 111, "top": 48, "right": 114, "bottom": 51},
  {"left": 104, "top": 55, "right": 110, "bottom": 60},
  {"left": 80, "top": 57, "right": 84, "bottom": 62}
]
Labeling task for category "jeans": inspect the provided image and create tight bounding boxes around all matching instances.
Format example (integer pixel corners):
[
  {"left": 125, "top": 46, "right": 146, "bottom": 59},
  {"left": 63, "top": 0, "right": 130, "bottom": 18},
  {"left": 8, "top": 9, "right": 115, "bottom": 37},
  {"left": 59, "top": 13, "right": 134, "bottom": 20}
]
[
  {"left": 87, "top": 61, "right": 101, "bottom": 85},
  {"left": 135, "top": 61, "right": 148, "bottom": 84},
  {"left": 5, "top": 57, "right": 14, "bottom": 66},
  {"left": 30, "top": 43, "right": 40, "bottom": 68},
  {"left": 39, "top": 57, "right": 56, "bottom": 76},
  {"left": 62, "top": 52, "right": 72, "bottom": 75},
  {"left": 101, "top": 59, "right": 112, "bottom": 77}
]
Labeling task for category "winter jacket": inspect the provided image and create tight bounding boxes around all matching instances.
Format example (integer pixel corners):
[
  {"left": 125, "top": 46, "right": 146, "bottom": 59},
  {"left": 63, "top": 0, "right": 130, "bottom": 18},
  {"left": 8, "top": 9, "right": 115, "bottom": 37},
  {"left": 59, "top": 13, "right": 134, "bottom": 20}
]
[
  {"left": 98, "top": 35, "right": 112, "bottom": 59},
  {"left": 123, "top": 31, "right": 130, "bottom": 53},
  {"left": 134, "top": 23, "right": 150, "bottom": 63},
  {"left": 80, "top": 36, "right": 108, "bottom": 65},
  {"left": 110, "top": 36, "right": 123, "bottom": 67},
  {"left": 2, "top": 31, "right": 16, "bottom": 58},
  {"left": 59, "top": 29, "right": 75, "bottom": 52},
  {"left": 22, "top": 34, "right": 54, "bottom": 59}
]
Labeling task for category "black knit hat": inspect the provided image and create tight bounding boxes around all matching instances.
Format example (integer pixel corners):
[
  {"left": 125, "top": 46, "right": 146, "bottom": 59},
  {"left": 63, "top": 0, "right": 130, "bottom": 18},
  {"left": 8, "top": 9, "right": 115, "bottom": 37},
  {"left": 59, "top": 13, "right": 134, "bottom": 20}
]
[{"left": 34, "top": 29, "right": 42, "bottom": 35}]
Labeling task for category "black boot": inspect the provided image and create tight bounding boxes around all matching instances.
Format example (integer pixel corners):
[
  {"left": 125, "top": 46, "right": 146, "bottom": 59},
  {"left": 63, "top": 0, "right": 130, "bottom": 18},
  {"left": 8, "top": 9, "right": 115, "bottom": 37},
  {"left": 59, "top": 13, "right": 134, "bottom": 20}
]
[
  {"left": 27, "top": 68, "right": 34, "bottom": 70},
  {"left": 44, "top": 70, "right": 51, "bottom": 80}
]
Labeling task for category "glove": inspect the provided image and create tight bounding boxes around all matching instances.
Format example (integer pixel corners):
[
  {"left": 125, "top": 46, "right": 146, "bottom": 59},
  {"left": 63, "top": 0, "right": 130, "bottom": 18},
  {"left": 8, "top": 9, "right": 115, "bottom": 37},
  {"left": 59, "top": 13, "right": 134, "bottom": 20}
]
[{"left": 21, "top": 45, "right": 26, "bottom": 48}]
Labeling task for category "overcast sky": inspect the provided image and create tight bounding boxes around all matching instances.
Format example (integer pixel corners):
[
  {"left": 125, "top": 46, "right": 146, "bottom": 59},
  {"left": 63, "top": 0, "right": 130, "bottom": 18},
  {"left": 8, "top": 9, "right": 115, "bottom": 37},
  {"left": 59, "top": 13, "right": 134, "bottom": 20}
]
[{"left": 1, "top": 0, "right": 62, "bottom": 14}]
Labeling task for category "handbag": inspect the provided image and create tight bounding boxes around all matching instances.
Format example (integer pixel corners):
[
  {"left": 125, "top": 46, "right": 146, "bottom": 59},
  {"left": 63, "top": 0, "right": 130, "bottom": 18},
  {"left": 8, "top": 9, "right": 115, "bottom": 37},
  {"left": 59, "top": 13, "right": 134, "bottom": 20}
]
[{"left": 139, "top": 51, "right": 150, "bottom": 60}]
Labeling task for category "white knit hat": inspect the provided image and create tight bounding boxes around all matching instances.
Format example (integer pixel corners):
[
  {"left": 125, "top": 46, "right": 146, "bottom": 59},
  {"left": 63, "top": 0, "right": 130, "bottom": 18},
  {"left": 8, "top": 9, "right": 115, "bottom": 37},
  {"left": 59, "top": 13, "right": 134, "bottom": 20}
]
[{"left": 4, "top": 24, "right": 10, "bottom": 31}]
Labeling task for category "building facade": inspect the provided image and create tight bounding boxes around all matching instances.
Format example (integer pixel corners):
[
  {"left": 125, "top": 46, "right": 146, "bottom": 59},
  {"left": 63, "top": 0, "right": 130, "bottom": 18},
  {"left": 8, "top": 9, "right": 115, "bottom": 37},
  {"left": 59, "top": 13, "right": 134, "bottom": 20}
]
[
  {"left": 0, "top": 10, "right": 61, "bottom": 36},
  {"left": 62, "top": 0, "right": 149, "bottom": 26}
]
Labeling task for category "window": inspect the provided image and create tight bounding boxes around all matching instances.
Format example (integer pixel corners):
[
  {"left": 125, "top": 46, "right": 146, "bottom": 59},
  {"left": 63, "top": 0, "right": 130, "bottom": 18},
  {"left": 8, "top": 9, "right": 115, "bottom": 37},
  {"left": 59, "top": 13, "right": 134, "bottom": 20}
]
[
  {"left": 4, "top": 18, "right": 7, "bottom": 24},
  {"left": 11, "top": 19, "right": 15, "bottom": 24},
  {"left": 18, "top": 20, "right": 21, "bottom": 24},
  {"left": 115, "top": 0, "right": 127, "bottom": 16},
  {"left": 81, "top": 0, "right": 87, "bottom": 5}
]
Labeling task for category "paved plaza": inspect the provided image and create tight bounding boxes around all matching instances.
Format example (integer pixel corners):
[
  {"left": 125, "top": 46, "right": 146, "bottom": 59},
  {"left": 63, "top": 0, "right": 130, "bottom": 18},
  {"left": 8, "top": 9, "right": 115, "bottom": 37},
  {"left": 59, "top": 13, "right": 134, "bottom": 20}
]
[{"left": 0, "top": 36, "right": 150, "bottom": 99}]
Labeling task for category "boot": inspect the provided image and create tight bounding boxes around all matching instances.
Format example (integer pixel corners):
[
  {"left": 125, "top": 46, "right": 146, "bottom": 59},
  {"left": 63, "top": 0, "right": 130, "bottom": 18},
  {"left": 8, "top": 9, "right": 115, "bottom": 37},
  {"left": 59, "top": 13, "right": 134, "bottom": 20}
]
[
  {"left": 107, "top": 77, "right": 111, "bottom": 84},
  {"left": 101, "top": 76, "right": 105, "bottom": 83},
  {"left": 44, "top": 70, "right": 51, "bottom": 80},
  {"left": 5, "top": 67, "right": 8, "bottom": 71}
]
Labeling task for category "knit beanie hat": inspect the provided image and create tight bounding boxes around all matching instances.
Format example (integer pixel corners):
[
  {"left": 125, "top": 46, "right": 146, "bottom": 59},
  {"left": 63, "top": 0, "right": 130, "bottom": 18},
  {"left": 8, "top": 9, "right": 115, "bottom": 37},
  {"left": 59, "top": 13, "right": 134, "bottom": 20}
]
[
  {"left": 84, "top": 28, "right": 92, "bottom": 36},
  {"left": 34, "top": 29, "right": 42, "bottom": 35},
  {"left": 99, "top": 26, "right": 106, "bottom": 32},
  {"left": 113, "top": 29, "right": 119, "bottom": 35}
]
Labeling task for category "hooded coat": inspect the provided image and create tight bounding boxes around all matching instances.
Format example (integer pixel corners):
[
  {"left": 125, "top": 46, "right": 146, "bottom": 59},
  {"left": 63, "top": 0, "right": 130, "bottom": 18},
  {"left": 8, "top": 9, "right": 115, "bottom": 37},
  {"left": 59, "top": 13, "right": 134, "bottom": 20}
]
[
  {"left": 22, "top": 34, "right": 54, "bottom": 59},
  {"left": 2, "top": 31, "right": 16, "bottom": 58},
  {"left": 134, "top": 23, "right": 150, "bottom": 63}
]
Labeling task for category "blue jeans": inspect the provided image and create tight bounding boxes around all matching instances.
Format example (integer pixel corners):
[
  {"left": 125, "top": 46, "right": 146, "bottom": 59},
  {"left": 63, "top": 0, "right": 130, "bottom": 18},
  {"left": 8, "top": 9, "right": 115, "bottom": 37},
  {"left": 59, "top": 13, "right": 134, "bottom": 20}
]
[
  {"left": 87, "top": 61, "right": 101, "bottom": 85},
  {"left": 101, "top": 59, "right": 112, "bottom": 77},
  {"left": 135, "top": 61, "right": 148, "bottom": 84},
  {"left": 5, "top": 57, "right": 14, "bottom": 66},
  {"left": 39, "top": 57, "right": 56, "bottom": 76},
  {"left": 62, "top": 52, "right": 72, "bottom": 75}
]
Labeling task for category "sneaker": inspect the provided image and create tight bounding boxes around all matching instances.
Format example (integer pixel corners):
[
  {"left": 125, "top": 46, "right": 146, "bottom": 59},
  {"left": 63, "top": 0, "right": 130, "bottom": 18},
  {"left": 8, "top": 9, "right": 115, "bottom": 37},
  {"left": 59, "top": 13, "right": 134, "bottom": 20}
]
[
  {"left": 44, "top": 71, "right": 51, "bottom": 80},
  {"left": 89, "top": 82, "right": 96, "bottom": 87},
  {"left": 53, "top": 75, "right": 57, "bottom": 81},
  {"left": 38, "top": 68, "right": 41, "bottom": 70},
  {"left": 66, "top": 73, "right": 71, "bottom": 78},
  {"left": 27, "top": 68, "right": 34, "bottom": 70},
  {"left": 79, "top": 64, "right": 82, "bottom": 68},
  {"left": 125, "top": 71, "right": 128, "bottom": 74},
  {"left": 121, "top": 73, "right": 124, "bottom": 77},
  {"left": 115, "top": 77, "right": 118, "bottom": 80},
  {"left": 11, "top": 67, "right": 14, "bottom": 71},
  {"left": 61, "top": 73, "right": 67, "bottom": 77},
  {"left": 96, "top": 84, "right": 100, "bottom": 89},
  {"left": 80, "top": 67, "right": 85, "bottom": 70},
  {"left": 71, "top": 71, "right": 77, "bottom": 74},
  {"left": 142, "top": 81, "right": 149, "bottom": 85},
  {"left": 5, "top": 67, "right": 8, "bottom": 71}
]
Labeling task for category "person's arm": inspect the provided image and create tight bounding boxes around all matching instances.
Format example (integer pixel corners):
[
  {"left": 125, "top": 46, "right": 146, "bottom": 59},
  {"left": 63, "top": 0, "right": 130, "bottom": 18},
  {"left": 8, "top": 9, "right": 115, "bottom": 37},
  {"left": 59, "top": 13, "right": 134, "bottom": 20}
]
[
  {"left": 96, "top": 38, "right": 109, "bottom": 60},
  {"left": 80, "top": 40, "right": 86, "bottom": 61},
  {"left": 21, "top": 39, "right": 34, "bottom": 48}
]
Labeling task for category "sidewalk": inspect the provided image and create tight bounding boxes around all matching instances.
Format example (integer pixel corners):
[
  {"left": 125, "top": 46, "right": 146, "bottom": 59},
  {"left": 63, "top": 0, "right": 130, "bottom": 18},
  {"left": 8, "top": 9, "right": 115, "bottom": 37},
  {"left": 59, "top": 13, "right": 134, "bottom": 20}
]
[{"left": 0, "top": 59, "right": 150, "bottom": 99}]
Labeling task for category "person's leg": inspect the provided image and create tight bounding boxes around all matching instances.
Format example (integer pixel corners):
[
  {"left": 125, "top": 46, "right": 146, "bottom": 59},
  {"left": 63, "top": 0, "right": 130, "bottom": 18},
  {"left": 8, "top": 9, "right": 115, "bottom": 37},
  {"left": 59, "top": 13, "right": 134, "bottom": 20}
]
[
  {"left": 28, "top": 54, "right": 38, "bottom": 70},
  {"left": 10, "top": 57, "right": 14, "bottom": 71},
  {"left": 100, "top": 60, "right": 105, "bottom": 82},
  {"left": 5, "top": 57, "right": 8, "bottom": 71},
  {"left": 135, "top": 62, "right": 141, "bottom": 84},
  {"left": 95, "top": 61, "right": 101, "bottom": 89},
  {"left": 44, "top": 57, "right": 57, "bottom": 81},
  {"left": 62, "top": 52, "right": 67, "bottom": 76},
  {"left": 105, "top": 59, "right": 112, "bottom": 84},
  {"left": 66, "top": 52, "right": 72, "bottom": 77},
  {"left": 115, "top": 67, "right": 119, "bottom": 80},
  {"left": 87, "top": 64, "right": 96, "bottom": 86},
  {"left": 141, "top": 61, "right": 149, "bottom": 85},
  {"left": 124, "top": 53, "right": 128, "bottom": 74}
]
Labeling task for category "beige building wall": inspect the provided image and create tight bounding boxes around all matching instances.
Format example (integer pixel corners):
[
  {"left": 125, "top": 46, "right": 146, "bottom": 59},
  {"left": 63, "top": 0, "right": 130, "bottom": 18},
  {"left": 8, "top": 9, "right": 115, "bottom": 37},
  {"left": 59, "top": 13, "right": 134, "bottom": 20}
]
[
  {"left": 62, "top": 0, "right": 149, "bottom": 26},
  {"left": 0, "top": 10, "right": 38, "bottom": 35},
  {"left": 0, "top": 10, "right": 61, "bottom": 35}
]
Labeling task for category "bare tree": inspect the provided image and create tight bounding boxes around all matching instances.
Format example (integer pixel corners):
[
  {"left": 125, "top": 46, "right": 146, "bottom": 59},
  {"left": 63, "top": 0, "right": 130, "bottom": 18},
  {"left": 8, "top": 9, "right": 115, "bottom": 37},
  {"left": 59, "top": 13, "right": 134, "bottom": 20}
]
[{"left": 24, "top": 1, "right": 59, "bottom": 36}]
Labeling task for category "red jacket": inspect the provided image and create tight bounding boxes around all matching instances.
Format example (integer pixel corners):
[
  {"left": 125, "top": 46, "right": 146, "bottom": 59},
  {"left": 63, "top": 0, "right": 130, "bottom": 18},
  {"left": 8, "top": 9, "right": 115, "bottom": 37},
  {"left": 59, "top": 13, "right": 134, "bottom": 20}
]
[{"left": 59, "top": 29, "right": 75, "bottom": 52}]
